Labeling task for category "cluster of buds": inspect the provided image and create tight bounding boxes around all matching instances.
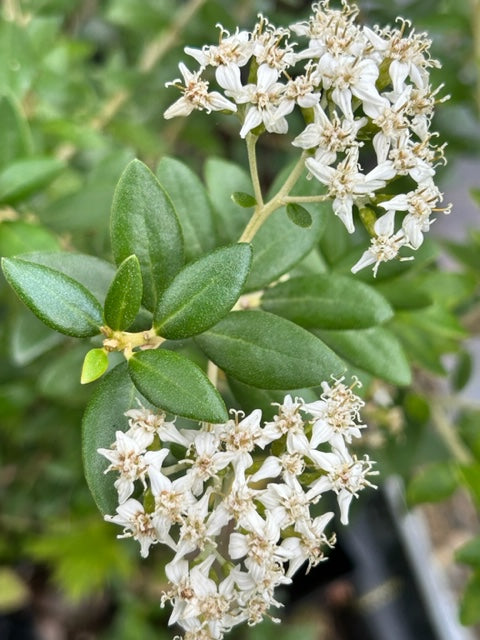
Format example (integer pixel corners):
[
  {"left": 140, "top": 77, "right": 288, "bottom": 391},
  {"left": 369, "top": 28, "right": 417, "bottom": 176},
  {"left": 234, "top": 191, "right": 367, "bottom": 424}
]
[
  {"left": 99, "top": 377, "right": 377, "bottom": 639},
  {"left": 164, "top": 0, "right": 450, "bottom": 275}
]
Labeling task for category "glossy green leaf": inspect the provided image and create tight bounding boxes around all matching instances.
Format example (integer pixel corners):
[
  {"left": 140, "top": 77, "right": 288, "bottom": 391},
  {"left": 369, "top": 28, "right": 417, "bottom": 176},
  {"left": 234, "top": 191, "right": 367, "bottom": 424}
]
[
  {"left": 0, "top": 94, "right": 32, "bottom": 168},
  {"left": 128, "top": 349, "right": 228, "bottom": 423},
  {"left": 261, "top": 274, "right": 393, "bottom": 330},
  {"left": 19, "top": 251, "right": 116, "bottom": 304},
  {"left": 2, "top": 257, "right": 103, "bottom": 337},
  {"left": 315, "top": 326, "right": 411, "bottom": 385},
  {"left": 157, "top": 156, "right": 216, "bottom": 261},
  {"left": 406, "top": 461, "right": 458, "bottom": 505},
  {"left": 81, "top": 348, "right": 109, "bottom": 384},
  {"left": 0, "top": 220, "right": 61, "bottom": 257},
  {"left": 0, "top": 156, "right": 64, "bottom": 204},
  {"left": 204, "top": 158, "right": 252, "bottom": 244},
  {"left": 195, "top": 310, "right": 344, "bottom": 389},
  {"left": 232, "top": 191, "right": 256, "bottom": 208},
  {"left": 154, "top": 243, "right": 252, "bottom": 340},
  {"left": 82, "top": 364, "right": 138, "bottom": 515},
  {"left": 460, "top": 573, "right": 480, "bottom": 626},
  {"left": 286, "top": 203, "right": 312, "bottom": 228},
  {"left": 104, "top": 255, "right": 143, "bottom": 330},
  {"left": 111, "top": 159, "right": 184, "bottom": 311}
]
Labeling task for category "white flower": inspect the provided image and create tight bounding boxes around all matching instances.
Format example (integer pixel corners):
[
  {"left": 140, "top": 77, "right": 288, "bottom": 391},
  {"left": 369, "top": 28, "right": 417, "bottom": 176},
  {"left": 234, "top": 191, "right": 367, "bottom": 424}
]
[
  {"left": 306, "top": 147, "right": 395, "bottom": 233},
  {"left": 164, "top": 63, "right": 237, "bottom": 119},
  {"left": 351, "top": 210, "right": 410, "bottom": 276},
  {"left": 262, "top": 395, "right": 310, "bottom": 455},
  {"left": 97, "top": 431, "right": 150, "bottom": 503},
  {"left": 104, "top": 498, "right": 158, "bottom": 558},
  {"left": 281, "top": 511, "right": 335, "bottom": 577},
  {"left": 184, "top": 431, "right": 233, "bottom": 495},
  {"left": 309, "top": 450, "right": 378, "bottom": 524}
]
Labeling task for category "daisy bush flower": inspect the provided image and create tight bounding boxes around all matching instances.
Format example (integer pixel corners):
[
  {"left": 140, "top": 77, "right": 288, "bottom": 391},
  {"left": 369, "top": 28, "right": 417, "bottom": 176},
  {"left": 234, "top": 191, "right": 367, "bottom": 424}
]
[
  {"left": 163, "top": 0, "right": 450, "bottom": 276},
  {"left": 99, "top": 375, "right": 375, "bottom": 639}
]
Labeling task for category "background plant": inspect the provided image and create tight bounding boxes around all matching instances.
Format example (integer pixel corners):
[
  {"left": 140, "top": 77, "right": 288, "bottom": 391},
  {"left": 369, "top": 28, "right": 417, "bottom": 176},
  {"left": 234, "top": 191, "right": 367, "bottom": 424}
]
[{"left": 1, "top": 0, "right": 480, "bottom": 637}]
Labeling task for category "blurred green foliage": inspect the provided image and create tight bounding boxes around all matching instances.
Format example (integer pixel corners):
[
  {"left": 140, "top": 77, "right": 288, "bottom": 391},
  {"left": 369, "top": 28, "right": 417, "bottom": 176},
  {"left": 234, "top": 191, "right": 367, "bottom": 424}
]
[{"left": 1, "top": 0, "right": 480, "bottom": 636}]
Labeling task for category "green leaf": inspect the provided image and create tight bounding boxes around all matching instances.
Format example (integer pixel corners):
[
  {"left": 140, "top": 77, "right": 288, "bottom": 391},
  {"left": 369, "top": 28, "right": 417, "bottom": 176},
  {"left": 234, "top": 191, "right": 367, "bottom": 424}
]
[
  {"left": 81, "top": 348, "right": 109, "bottom": 384},
  {"left": 111, "top": 159, "right": 184, "bottom": 311},
  {"left": 9, "top": 309, "right": 63, "bottom": 366},
  {"left": 456, "top": 536, "right": 480, "bottom": 568},
  {"left": 18, "top": 251, "right": 116, "bottom": 304},
  {"left": 459, "top": 463, "right": 480, "bottom": 507},
  {"left": 315, "top": 326, "right": 411, "bottom": 385},
  {"left": 374, "top": 278, "right": 432, "bottom": 311},
  {"left": 204, "top": 158, "right": 252, "bottom": 244},
  {"left": 459, "top": 573, "right": 480, "bottom": 625},
  {"left": 0, "top": 157, "right": 65, "bottom": 204},
  {"left": 82, "top": 363, "right": 138, "bottom": 515},
  {"left": 128, "top": 349, "right": 228, "bottom": 423},
  {"left": 406, "top": 461, "right": 458, "bottom": 505},
  {"left": 0, "top": 94, "right": 32, "bottom": 169},
  {"left": 396, "top": 306, "right": 468, "bottom": 341},
  {"left": 452, "top": 350, "right": 473, "bottom": 392},
  {"left": 261, "top": 274, "right": 393, "bottom": 330},
  {"left": 195, "top": 310, "right": 344, "bottom": 390},
  {"left": 2, "top": 257, "right": 103, "bottom": 337},
  {"left": 286, "top": 203, "right": 312, "bottom": 228},
  {"left": 154, "top": 243, "right": 252, "bottom": 340},
  {"left": 231, "top": 191, "right": 257, "bottom": 208},
  {"left": 157, "top": 156, "right": 216, "bottom": 261},
  {"left": 0, "top": 220, "right": 61, "bottom": 257},
  {"left": 104, "top": 255, "right": 143, "bottom": 330}
]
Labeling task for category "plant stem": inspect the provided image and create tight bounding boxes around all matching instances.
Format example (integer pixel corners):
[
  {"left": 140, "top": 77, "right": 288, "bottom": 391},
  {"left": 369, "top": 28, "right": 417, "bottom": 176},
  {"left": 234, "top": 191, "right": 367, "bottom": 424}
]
[
  {"left": 239, "top": 152, "right": 308, "bottom": 243},
  {"left": 245, "top": 133, "right": 264, "bottom": 207},
  {"left": 282, "top": 194, "right": 329, "bottom": 204}
]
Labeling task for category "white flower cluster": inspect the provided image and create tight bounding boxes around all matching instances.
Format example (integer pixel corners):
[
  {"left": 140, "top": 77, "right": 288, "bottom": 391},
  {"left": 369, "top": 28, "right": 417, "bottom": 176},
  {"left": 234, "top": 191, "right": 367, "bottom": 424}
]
[
  {"left": 99, "top": 377, "right": 377, "bottom": 639},
  {"left": 164, "top": 1, "right": 450, "bottom": 276}
]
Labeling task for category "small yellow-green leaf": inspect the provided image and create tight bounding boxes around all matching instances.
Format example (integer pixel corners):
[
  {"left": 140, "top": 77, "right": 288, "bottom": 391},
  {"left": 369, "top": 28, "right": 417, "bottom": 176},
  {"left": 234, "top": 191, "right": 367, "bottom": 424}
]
[{"left": 81, "top": 348, "right": 109, "bottom": 384}]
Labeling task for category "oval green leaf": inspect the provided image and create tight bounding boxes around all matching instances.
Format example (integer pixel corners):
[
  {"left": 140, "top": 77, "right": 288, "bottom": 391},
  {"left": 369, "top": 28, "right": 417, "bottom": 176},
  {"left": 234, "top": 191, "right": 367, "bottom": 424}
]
[
  {"left": 81, "top": 348, "right": 109, "bottom": 384},
  {"left": 154, "top": 243, "right": 252, "bottom": 340},
  {"left": 0, "top": 220, "right": 61, "bottom": 257},
  {"left": 128, "top": 349, "right": 228, "bottom": 423},
  {"left": 111, "top": 159, "right": 184, "bottom": 311},
  {"left": 261, "top": 274, "right": 393, "bottom": 330},
  {"left": 18, "top": 251, "right": 116, "bottom": 304},
  {"left": 157, "top": 156, "right": 216, "bottom": 262},
  {"left": 2, "top": 257, "right": 103, "bottom": 337},
  {"left": 315, "top": 326, "right": 411, "bottom": 385},
  {"left": 104, "top": 255, "right": 143, "bottom": 330},
  {"left": 195, "top": 310, "right": 345, "bottom": 390},
  {"left": 286, "top": 203, "right": 312, "bottom": 228},
  {"left": 82, "top": 364, "right": 139, "bottom": 515},
  {"left": 231, "top": 191, "right": 257, "bottom": 208},
  {"left": 0, "top": 156, "right": 64, "bottom": 204}
]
